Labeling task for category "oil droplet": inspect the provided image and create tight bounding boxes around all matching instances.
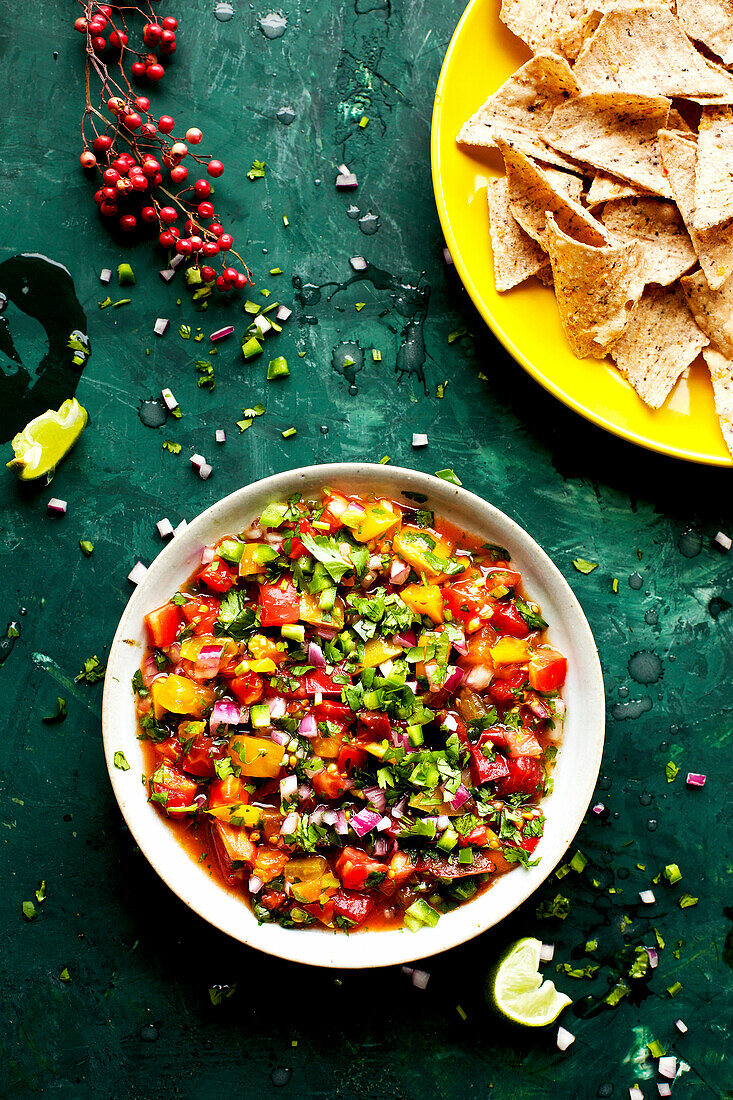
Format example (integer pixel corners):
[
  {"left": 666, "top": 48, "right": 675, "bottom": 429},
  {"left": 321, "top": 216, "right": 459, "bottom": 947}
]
[
  {"left": 598, "top": 775, "right": 612, "bottom": 791},
  {"left": 319, "top": 424, "right": 329, "bottom": 434},
  {"left": 259, "top": 11, "right": 287, "bottom": 37},
  {"left": 214, "top": 0, "right": 235, "bottom": 19},
  {"left": 669, "top": 724, "right": 679, "bottom": 735},
  {"left": 611, "top": 697, "right": 653, "bottom": 720},
  {"left": 644, "top": 609, "right": 659, "bottom": 626},
  {"left": 639, "top": 792, "right": 652, "bottom": 806},
  {"left": 0, "top": 621, "right": 20, "bottom": 666},
  {"left": 277, "top": 106, "right": 296, "bottom": 125},
  {"left": 628, "top": 572, "right": 643, "bottom": 590},
  {"left": 138, "top": 398, "right": 167, "bottom": 428},
  {"left": 678, "top": 528, "right": 702, "bottom": 558},
  {"left": 140, "top": 1024, "right": 159, "bottom": 1042},
  {"left": 628, "top": 651, "right": 663, "bottom": 685},
  {"left": 271, "top": 1068, "right": 292, "bottom": 1087},
  {"left": 346, "top": 204, "right": 360, "bottom": 220},
  {"left": 646, "top": 819, "right": 658, "bottom": 832},
  {"left": 358, "top": 211, "right": 380, "bottom": 235}
]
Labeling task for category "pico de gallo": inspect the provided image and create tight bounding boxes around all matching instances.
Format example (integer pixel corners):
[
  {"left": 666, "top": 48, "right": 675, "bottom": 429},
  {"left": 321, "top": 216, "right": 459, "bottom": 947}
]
[{"left": 134, "top": 489, "right": 567, "bottom": 933}]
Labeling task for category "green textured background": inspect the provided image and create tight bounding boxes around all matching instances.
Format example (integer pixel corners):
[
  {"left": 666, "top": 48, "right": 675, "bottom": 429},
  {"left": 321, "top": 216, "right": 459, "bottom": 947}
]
[{"left": 1, "top": 1, "right": 732, "bottom": 1097}]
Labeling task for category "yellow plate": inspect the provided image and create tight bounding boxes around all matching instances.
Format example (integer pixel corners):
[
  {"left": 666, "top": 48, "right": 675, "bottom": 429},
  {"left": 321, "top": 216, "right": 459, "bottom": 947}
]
[{"left": 431, "top": 0, "right": 732, "bottom": 466}]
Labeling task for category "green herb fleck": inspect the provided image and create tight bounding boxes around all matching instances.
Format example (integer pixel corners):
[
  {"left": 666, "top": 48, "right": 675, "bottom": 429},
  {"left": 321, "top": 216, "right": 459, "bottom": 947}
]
[
  {"left": 436, "top": 380, "right": 448, "bottom": 399},
  {"left": 163, "top": 440, "right": 182, "bottom": 454},
  {"left": 179, "top": 324, "right": 191, "bottom": 340},
  {"left": 267, "top": 356, "right": 290, "bottom": 380},
  {"left": 76, "top": 655, "right": 106, "bottom": 684},
  {"left": 679, "top": 894, "right": 698, "bottom": 909},
  {"left": 604, "top": 980, "right": 630, "bottom": 1006},
  {"left": 114, "top": 751, "right": 130, "bottom": 771},
  {"left": 247, "top": 160, "right": 266, "bottom": 180},
  {"left": 665, "top": 760, "right": 679, "bottom": 783},
  {"left": 117, "top": 262, "right": 135, "bottom": 286},
  {"left": 42, "top": 697, "right": 67, "bottom": 724},
  {"left": 79, "top": 540, "right": 94, "bottom": 557},
  {"left": 434, "top": 468, "right": 462, "bottom": 487},
  {"left": 536, "top": 893, "right": 571, "bottom": 920},
  {"left": 572, "top": 559, "right": 598, "bottom": 574},
  {"left": 196, "top": 360, "right": 215, "bottom": 391},
  {"left": 372, "top": 349, "right": 382, "bottom": 361},
  {"left": 35, "top": 880, "right": 47, "bottom": 904},
  {"left": 667, "top": 981, "right": 682, "bottom": 997},
  {"left": 22, "top": 900, "right": 38, "bottom": 921},
  {"left": 59, "top": 966, "right": 71, "bottom": 982},
  {"left": 98, "top": 297, "right": 112, "bottom": 309},
  {"left": 663, "top": 863, "right": 682, "bottom": 884},
  {"left": 282, "top": 427, "right": 297, "bottom": 439},
  {"left": 448, "top": 327, "right": 467, "bottom": 344},
  {"left": 242, "top": 337, "right": 263, "bottom": 360}
]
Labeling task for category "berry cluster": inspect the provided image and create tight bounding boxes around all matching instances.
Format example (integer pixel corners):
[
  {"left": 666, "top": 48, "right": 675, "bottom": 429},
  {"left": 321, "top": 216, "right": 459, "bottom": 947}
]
[{"left": 76, "top": 1, "right": 250, "bottom": 293}]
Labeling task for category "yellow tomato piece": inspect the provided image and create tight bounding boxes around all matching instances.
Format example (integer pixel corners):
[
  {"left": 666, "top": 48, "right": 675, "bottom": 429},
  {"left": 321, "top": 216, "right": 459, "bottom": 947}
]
[
  {"left": 313, "top": 734, "right": 342, "bottom": 758},
  {"left": 209, "top": 774, "right": 246, "bottom": 807},
  {"left": 237, "top": 543, "right": 276, "bottom": 576},
  {"left": 392, "top": 526, "right": 457, "bottom": 579},
  {"left": 342, "top": 499, "right": 401, "bottom": 542},
  {"left": 255, "top": 847, "right": 289, "bottom": 883},
  {"left": 399, "top": 582, "right": 444, "bottom": 624},
  {"left": 299, "top": 592, "right": 345, "bottom": 629},
  {"left": 285, "top": 855, "right": 327, "bottom": 882},
  {"left": 490, "top": 637, "right": 531, "bottom": 665},
  {"left": 238, "top": 658, "right": 278, "bottom": 673},
  {"left": 248, "top": 634, "right": 287, "bottom": 664},
  {"left": 207, "top": 803, "right": 262, "bottom": 826},
  {"left": 151, "top": 674, "right": 214, "bottom": 718},
  {"left": 229, "top": 735, "right": 285, "bottom": 778},
  {"left": 360, "top": 635, "right": 404, "bottom": 669}
]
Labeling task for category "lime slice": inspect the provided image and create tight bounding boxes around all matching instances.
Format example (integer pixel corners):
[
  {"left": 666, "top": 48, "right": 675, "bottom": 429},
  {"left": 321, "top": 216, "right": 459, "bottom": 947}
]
[
  {"left": 490, "top": 937, "right": 572, "bottom": 1027},
  {"left": 7, "top": 398, "right": 88, "bottom": 481}
]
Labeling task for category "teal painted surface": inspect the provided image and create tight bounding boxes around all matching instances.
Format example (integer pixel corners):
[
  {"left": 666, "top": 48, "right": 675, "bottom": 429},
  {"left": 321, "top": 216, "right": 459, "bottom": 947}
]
[{"left": 1, "top": 1, "right": 732, "bottom": 1097}]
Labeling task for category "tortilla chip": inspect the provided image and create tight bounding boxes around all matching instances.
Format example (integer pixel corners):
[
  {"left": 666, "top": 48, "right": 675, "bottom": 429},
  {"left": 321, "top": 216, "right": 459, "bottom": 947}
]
[
  {"left": 677, "top": 0, "right": 733, "bottom": 67},
  {"left": 693, "top": 109, "right": 733, "bottom": 232},
  {"left": 610, "top": 285, "right": 708, "bottom": 406},
  {"left": 545, "top": 94, "right": 672, "bottom": 198},
  {"left": 545, "top": 167, "right": 585, "bottom": 204},
  {"left": 487, "top": 177, "right": 548, "bottom": 291},
  {"left": 702, "top": 347, "right": 733, "bottom": 456},
  {"left": 680, "top": 269, "right": 733, "bottom": 357},
  {"left": 560, "top": 0, "right": 677, "bottom": 59},
  {"left": 544, "top": 212, "right": 645, "bottom": 357},
  {"left": 572, "top": 6, "right": 733, "bottom": 99},
  {"left": 457, "top": 53, "right": 581, "bottom": 171},
  {"left": 497, "top": 138, "right": 609, "bottom": 250},
  {"left": 600, "top": 198, "right": 697, "bottom": 286},
  {"left": 587, "top": 172, "right": 651, "bottom": 207},
  {"left": 659, "top": 130, "right": 733, "bottom": 290},
  {"left": 499, "top": 0, "right": 588, "bottom": 58}
]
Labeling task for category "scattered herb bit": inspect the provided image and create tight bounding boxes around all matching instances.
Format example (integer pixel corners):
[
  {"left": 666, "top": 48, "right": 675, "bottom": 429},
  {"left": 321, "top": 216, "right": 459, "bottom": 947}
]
[
  {"left": 42, "top": 697, "right": 67, "bottom": 724},
  {"left": 667, "top": 981, "right": 682, "bottom": 997},
  {"left": 556, "top": 963, "right": 598, "bottom": 979},
  {"left": 59, "top": 967, "right": 71, "bottom": 982},
  {"left": 267, "top": 356, "right": 290, "bottom": 380},
  {"left": 456, "top": 1004, "right": 467, "bottom": 1021},
  {"left": 35, "top": 880, "right": 47, "bottom": 904},
  {"left": 356, "top": 302, "right": 365, "bottom": 311},
  {"left": 98, "top": 297, "right": 112, "bottom": 309},
  {"left": 75, "top": 655, "right": 106, "bottom": 684},
  {"left": 536, "top": 893, "right": 571, "bottom": 920},
  {"left": 113, "top": 298, "right": 131, "bottom": 308},
  {"left": 209, "top": 983, "right": 237, "bottom": 1005},
  {"left": 647, "top": 1040, "right": 665, "bottom": 1058},
  {"left": 79, "top": 540, "right": 94, "bottom": 557},
  {"left": 282, "top": 427, "right": 297, "bottom": 439},
  {"left": 22, "top": 900, "right": 38, "bottom": 921},
  {"left": 247, "top": 160, "right": 266, "bottom": 180},
  {"left": 679, "top": 894, "right": 698, "bottom": 909},
  {"left": 196, "top": 360, "right": 215, "bottom": 391},
  {"left": 665, "top": 761, "right": 679, "bottom": 783},
  {"left": 434, "top": 468, "right": 462, "bottom": 487},
  {"left": 654, "top": 927, "right": 665, "bottom": 950},
  {"left": 380, "top": 455, "right": 390, "bottom": 464},
  {"left": 585, "top": 938, "right": 598, "bottom": 953},
  {"left": 163, "top": 440, "right": 182, "bottom": 454},
  {"left": 628, "top": 946, "right": 649, "bottom": 979},
  {"left": 179, "top": 324, "right": 191, "bottom": 340},
  {"left": 269, "top": 267, "right": 282, "bottom": 276},
  {"left": 569, "top": 850, "right": 588, "bottom": 873},
  {"left": 242, "top": 337, "right": 263, "bottom": 360},
  {"left": 572, "top": 559, "right": 598, "bottom": 574},
  {"left": 283, "top": 214, "right": 289, "bottom": 227},
  {"left": 359, "top": 115, "right": 369, "bottom": 127},
  {"left": 117, "top": 262, "right": 135, "bottom": 286},
  {"left": 605, "top": 980, "right": 630, "bottom": 1006},
  {"left": 448, "top": 326, "right": 467, "bottom": 344},
  {"left": 114, "top": 751, "right": 131, "bottom": 771},
  {"left": 436, "top": 380, "right": 448, "bottom": 399},
  {"left": 243, "top": 404, "right": 265, "bottom": 418},
  {"left": 260, "top": 288, "right": 271, "bottom": 298},
  {"left": 372, "top": 349, "right": 382, "bottom": 361},
  {"left": 244, "top": 300, "right": 261, "bottom": 315},
  {"left": 515, "top": 597, "right": 548, "bottom": 631},
  {"left": 237, "top": 419, "right": 253, "bottom": 433},
  {"left": 663, "top": 863, "right": 682, "bottom": 885},
  {"left": 612, "top": 578, "right": 619, "bottom": 593}
]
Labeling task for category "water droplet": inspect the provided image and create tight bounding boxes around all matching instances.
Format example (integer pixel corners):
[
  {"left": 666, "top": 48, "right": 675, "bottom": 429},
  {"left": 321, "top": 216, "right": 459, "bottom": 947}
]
[
  {"left": 271, "top": 1068, "right": 292, "bottom": 1087},
  {"left": 658, "top": 741, "right": 668, "bottom": 752},
  {"left": 277, "top": 106, "right": 296, "bottom": 125},
  {"left": 358, "top": 211, "right": 380, "bottom": 235},
  {"left": 629, "top": 572, "right": 643, "bottom": 590},
  {"left": 617, "top": 866, "right": 630, "bottom": 879},
  {"left": 709, "top": 596, "right": 731, "bottom": 620},
  {"left": 331, "top": 340, "right": 363, "bottom": 387},
  {"left": 140, "top": 1024, "right": 158, "bottom": 1042},
  {"left": 639, "top": 792, "right": 652, "bottom": 806},
  {"left": 628, "top": 651, "right": 663, "bottom": 685},
  {"left": 349, "top": 384, "right": 358, "bottom": 396},
  {"left": 346, "top": 204, "right": 360, "bottom": 220},
  {"left": 646, "top": 819, "right": 658, "bottom": 832},
  {"left": 678, "top": 528, "right": 702, "bottom": 558},
  {"left": 597, "top": 1085, "right": 614, "bottom": 1098},
  {"left": 259, "top": 11, "right": 287, "bottom": 38},
  {"left": 611, "top": 696, "right": 652, "bottom": 720},
  {"left": 138, "top": 398, "right": 167, "bottom": 429},
  {"left": 214, "top": 0, "right": 235, "bottom": 19},
  {"left": 0, "top": 621, "right": 20, "bottom": 667},
  {"left": 644, "top": 609, "right": 658, "bottom": 625},
  {"left": 618, "top": 685, "right": 629, "bottom": 698},
  {"left": 319, "top": 424, "right": 329, "bottom": 434},
  {"left": 598, "top": 775, "right": 612, "bottom": 791},
  {"left": 19, "top": 607, "right": 27, "bottom": 616}
]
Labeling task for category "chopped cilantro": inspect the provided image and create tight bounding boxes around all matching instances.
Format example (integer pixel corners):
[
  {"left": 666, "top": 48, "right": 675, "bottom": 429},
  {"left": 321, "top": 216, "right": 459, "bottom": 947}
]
[
  {"left": 22, "top": 900, "right": 38, "bottom": 921},
  {"left": 247, "top": 160, "right": 266, "bottom": 180},
  {"left": 665, "top": 760, "right": 679, "bottom": 783},
  {"left": 163, "top": 440, "right": 182, "bottom": 454},
  {"left": 679, "top": 894, "right": 698, "bottom": 909},
  {"left": 42, "top": 697, "right": 67, "bottom": 724},
  {"left": 59, "top": 967, "right": 71, "bottom": 982},
  {"left": 79, "top": 540, "right": 94, "bottom": 557},
  {"left": 515, "top": 597, "right": 548, "bottom": 631},
  {"left": 605, "top": 980, "right": 630, "bottom": 1006},
  {"left": 536, "top": 893, "right": 570, "bottom": 920},
  {"left": 114, "top": 751, "right": 130, "bottom": 771},
  {"left": 75, "top": 655, "right": 106, "bottom": 683}
]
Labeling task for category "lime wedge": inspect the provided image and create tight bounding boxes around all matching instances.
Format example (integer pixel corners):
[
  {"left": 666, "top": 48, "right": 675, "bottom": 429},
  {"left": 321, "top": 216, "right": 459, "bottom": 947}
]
[
  {"left": 7, "top": 398, "right": 88, "bottom": 481},
  {"left": 489, "top": 937, "right": 572, "bottom": 1027}
]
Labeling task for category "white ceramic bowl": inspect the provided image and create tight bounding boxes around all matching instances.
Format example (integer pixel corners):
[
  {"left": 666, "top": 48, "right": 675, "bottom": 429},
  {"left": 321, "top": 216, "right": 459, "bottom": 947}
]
[{"left": 103, "top": 463, "right": 605, "bottom": 969}]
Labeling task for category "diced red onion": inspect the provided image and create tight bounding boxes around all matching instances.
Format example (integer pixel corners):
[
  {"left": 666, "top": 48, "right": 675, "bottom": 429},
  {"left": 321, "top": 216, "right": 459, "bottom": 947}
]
[
  {"left": 170, "top": 252, "right": 185, "bottom": 271},
  {"left": 210, "top": 700, "right": 243, "bottom": 731},
  {"left": 307, "top": 641, "right": 326, "bottom": 668},
  {"left": 412, "top": 969, "right": 430, "bottom": 989},
  {"left": 254, "top": 314, "right": 272, "bottom": 336},
  {"left": 336, "top": 172, "right": 358, "bottom": 190},
  {"left": 199, "top": 462, "right": 213, "bottom": 481},
  {"left": 436, "top": 815, "right": 450, "bottom": 832},
  {"left": 143, "top": 654, "right": 160, "bottom": 685},
  {"left": 334, "top": 810, "right": 348, "bottom": 835},
  {"left": 323, "top": 809, "right": 338, "bottom": 826},
  {"left": 657, "top": 1085, "right": 671, "bottom": 1099},
  {"left": 362, "top": 785, "right": 386, "bottom": 812},
  {"left": 401, "top": 966, "right": 414, "bottom": 976},
  {"left": 350, "top": 808, "right": 383, "bottom": 837},
  {"left": 674, "top": 1019, "right": 688, "bottom": 1034},
  {"left": 629, "top": 1088, "right": 644, "bottom": 1100},
  {"left": 190, "top": 453, "right": 205, "bottom": 469},
  {"left": 200, "top": 545, "right": 215, "bottom": 565},
  {"left": 210, "top": 325, "right": 234, "bottom": 342},
  {"left": 376, "top": 816, "right": 391, "bottom": 832},
  {"left": 451, "top": 630, "right": 468, "bottom": 656},
  {"left": 154, "top": 317, "right": 169, "bottom": 336},
  {"left": 373, "top": 838, "right": 388, "bottom": 856},
  {"left": 644, "top": 947, "right": 658, "bottom": 969},
  {"left": 280, "top": 811, "right": 299, "bottom": 834},
  {"left": 268, "top": 695, "right": 287, "bottom": 719},
  {"left": 393, "top": 628, "right": 416, "bottom": 647},
  {"left": 276, "top": 304, "right": 292, "bottom": 322},
  {"left": 464, "top": 665, "right": 492, "bottom": 691},
  {"left": 539, "top": 942, "right": 555, "bottom": 962},
  {"left": 270, "top": 728, "right": 290, "bottom": 747},
  {"left": 298, "top": 714, "right": 317, "bottom": 739},
  {"left": 128, "top": 561, "right": 148, "bottom": 585},
  {"left": 405, "top": 680, "right": 418, "bottom": 694},
  {"left": 314, "top": 625, "right": 338, "bottom": 640},
  {"left": 159, "top": 268, "right": 175, "bottom": 284},
  {"left": 337, "top": 163, "right": 350, "bottom": 176},
  {"left": 161, "top": 387, "right": 178, "bottom": 410},
  {"left": 47, "top": 498, "right": 68, "bottom": 515},
  {"left": 349, "top": 256, "right": 367, "bottom": 271},
  {"left": 412, "top": 433, "right": 429, "bottom": 448},
  {"left": 174, "top": 519, "right": 187, "bottom": 537},
  {"left": 592, "top": 802, "right": 605, "bottom": 814},
  {"left": 556, "top": 1027, "right": 575, "bottom": 1051},
  {"left": 346, "top": 500, "right": 366, "bottom": 517},
  {"left": 391, "top": 795, "right": 408, "bottom": 819},
  {"left": 443, "top": 713, "right": 458, "bottom": 732},
  {"left": 100, "top": 268, "right": 112, "bottom": 284},
  {"left": 639, "top": 889, "right": 655, "bottom": 904},
  {"left": 443, "top": 667, "right": 464, "bottom": 695},
  {"left": 450, "top": 784, "right": 470, "bottom": 811},
  {"left": 297, "top": 783, "right": 312, "bottom": 800},
  {"left": 194, "top": 642, "right": 224, "bottom": 679},
  {"left": 248, "top": 875, "right": 263, "bottom": 894},
  {"left": 713, "top": 530, "right": 732, "bottom": 551},
  {"left": 310, "top": 807, "right": 325, "bottom": 826},
  {"left": 686, "top": 772, "right": 706, "bottom": 787},
  {"left": 263, "top": 531, "right": 284, "bottom": 547},
  {"left": 658, "top": 1057, "right": 677, "bottom": 1081},
  {"left": 379, "top": 658, "right": 394, "bottom": 677},
  {"left": 156, "top": 517, "right": 174, "bottom": 539},
  {"left": 216, "top": 429, "right": 226, "bottom": 444},
  {"left": 442, "top": 247, "right": 454, "bottom": 266},
  {"left": 552, "top": 698, "right": 566, "bottom": 718}
]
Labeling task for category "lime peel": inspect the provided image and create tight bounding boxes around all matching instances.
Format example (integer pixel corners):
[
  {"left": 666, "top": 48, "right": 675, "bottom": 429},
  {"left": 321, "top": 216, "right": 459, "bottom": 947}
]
[
  {"left": 490, "top": 937, "right": 572, "bottom": 1027},
  {"left": 7, "top": 398, "right": 88, "bottom": 481}
]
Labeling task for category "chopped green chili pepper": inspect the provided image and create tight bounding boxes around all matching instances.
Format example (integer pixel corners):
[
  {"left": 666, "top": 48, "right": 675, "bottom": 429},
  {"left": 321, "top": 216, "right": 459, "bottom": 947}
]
[{"left": 267, "top": 356, "right": 290, "bottom": 380}]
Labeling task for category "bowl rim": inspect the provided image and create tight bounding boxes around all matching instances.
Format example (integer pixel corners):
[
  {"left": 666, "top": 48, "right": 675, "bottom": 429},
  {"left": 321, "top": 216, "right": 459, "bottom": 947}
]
[{"left": 102, "top": 462, "right": 605, "bottom": 968}]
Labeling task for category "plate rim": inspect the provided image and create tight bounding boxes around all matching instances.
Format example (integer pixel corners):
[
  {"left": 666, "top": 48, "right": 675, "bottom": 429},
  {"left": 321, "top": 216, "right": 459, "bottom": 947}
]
[{"left": 430, "top": 0, "right": 732, "bottom": 468}]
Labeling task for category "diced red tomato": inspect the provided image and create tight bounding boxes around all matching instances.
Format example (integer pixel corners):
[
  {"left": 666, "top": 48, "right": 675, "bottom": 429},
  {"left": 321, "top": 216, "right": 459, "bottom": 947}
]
[
  {"left": 181, "top": 595, "right": 221, "bottom": 635},
  {"left": 355, "top": 711, "right": 391, "bottom": 739},
  {"left": 303, "top": 668, "right": 346, "bottom": 696},
  {"left": 332, "top": 888, "right": 376, "bottom": 927},
  {"left": 503, "top": 727, "right": 543, "bottom": 758},
  {"left": 144, "top": 603, "right": 183, "bottom": 648},
  {"left": 313, "top": 700, "right": 352, "bottom": 724},
  {"left": 150, "top": 763, "right": 198, "bottom": 810},
  {"left": 319, "top": 493, "right": 349, "bottom": 533},
  {"left": 489, "top": 669, "right": 528, "bottom": 703},
  {"left": 229, "top": 671, "right": 264, "bottom": 706},
  {"left": 179, "top": 733, "right": 225, "bottom": 777},
  {"left": 337, "top": 743, "right": 367, "bottom": 773},
  {"left": 416, "top": 852, "right": 496, "bottom": 878},
  {"left": 484, "top": 567, "right": 522, "bottom": 594},
  {"left": 154, "top": 737, "right": 182, "bottom": 763},
  {"left": 494, "top": 755, "right": 543, "bottom": 798},
  {"left": 288, "top": 518, "right": 318, "bottom": 559},
  {"left": 529, "top": 648, "right": 567, "bottom": 693},
  {"left": 491, "top": 602, "right": 530, "bottom": 638},
  {"left": 443, "top": 582, "right": 483, "bottom": 626},
  {"left": 464, "top": 625, "right": 498, "bottom": 665},
  {"left": 199, "top": 561, "right": 236, "bottom": 594},
  {"left": 459, "top": 824, "right": 490, "bottom": 848},
  {"left": 335, "top": 847, "right": 387, "bottom": 891},
  {"left": 312, "top": 768, "right": 348, "bottom": 800},
  {"left": 469, "top": 734, "right": 511, "bottom": 786},
  {"left": 302, "top": 899, "right": 335, "bottom": 925},
  {"left": 520, "top": 834, "right": 540, "bottom": 854},
  {"left": 258, "top": 581, "right": 300, "bottom": 627},
  {"left": 258, "top": 888, "right": 286, "bottom": 911}
]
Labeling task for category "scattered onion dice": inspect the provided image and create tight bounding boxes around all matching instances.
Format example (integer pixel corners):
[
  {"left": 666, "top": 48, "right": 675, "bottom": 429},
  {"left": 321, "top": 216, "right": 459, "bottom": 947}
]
[
  {"left": 199, "top": 462, "right": 213, "bottom": 480},
  {"left": 154, "top": 318, "right": 169, "bottom": 336},
  {"left": 657, "top": 1086, "right": 671, "bottom": 1098},
  {"left": 412, "top": 433, "right": 429, "bottom": 448},
  {"left": 127, "top": 561, "right": 148, "bottom": 585},
  {"left": 442, "top": 247, "right": 454, "bottom": 265},
  {"left": 556, "top": 1026, "right": 575, "bottom": 1051},
  {"left": 254, "top": 314, "right": 272, "bottom": 336},
  {"left": 349, "top": 256, "right": 367, "bottom": 271},
  {"left": 174, "top": 519, "right": 188, "bottom": 537},
  {"left": 411, "top": 969, "right": 430, "bottom": 989},
  {"left": 47, "top": 498, "right": 68, "bottom": 515},
  {"left": 539, "top": 943, "right": 555, "bottom": 962},
  {"left": 276, "top": 304, "right": 292, "bottom": 322},
  {"left": 686, "top": 772, "right": 706, "bottom": 787},
  {"left": 216, "top": 429, "right": 226, "bottom": 444},
  {"left": 713, "top": 530, "right": 731, "bottom": 551},
  {"left": 190, "top": 453, "right": 205, "bottom": 469},
  {"left": 675, "top": 1019, "right": 688, "bottom": 1034},
  {"left": 658, "top": 1056, "right": 677, "bottom": 1080},
  {"left": 159, "top": 268, "right": 175, "bottom": 284},
  {"left": 161, "top": 387, "right": 178, "bottom": 410},
  {"left": 639, "top": 889, "right": 656, "bottom": 904},
  {"left": 336, "top": 172, "right": 358, "bottom": 190},
  {"left": 156, "top": 517, "right": 174, "bottom": 539},
  {"left": 100, "top": 268, "right": 112, "bottom": 284}
]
